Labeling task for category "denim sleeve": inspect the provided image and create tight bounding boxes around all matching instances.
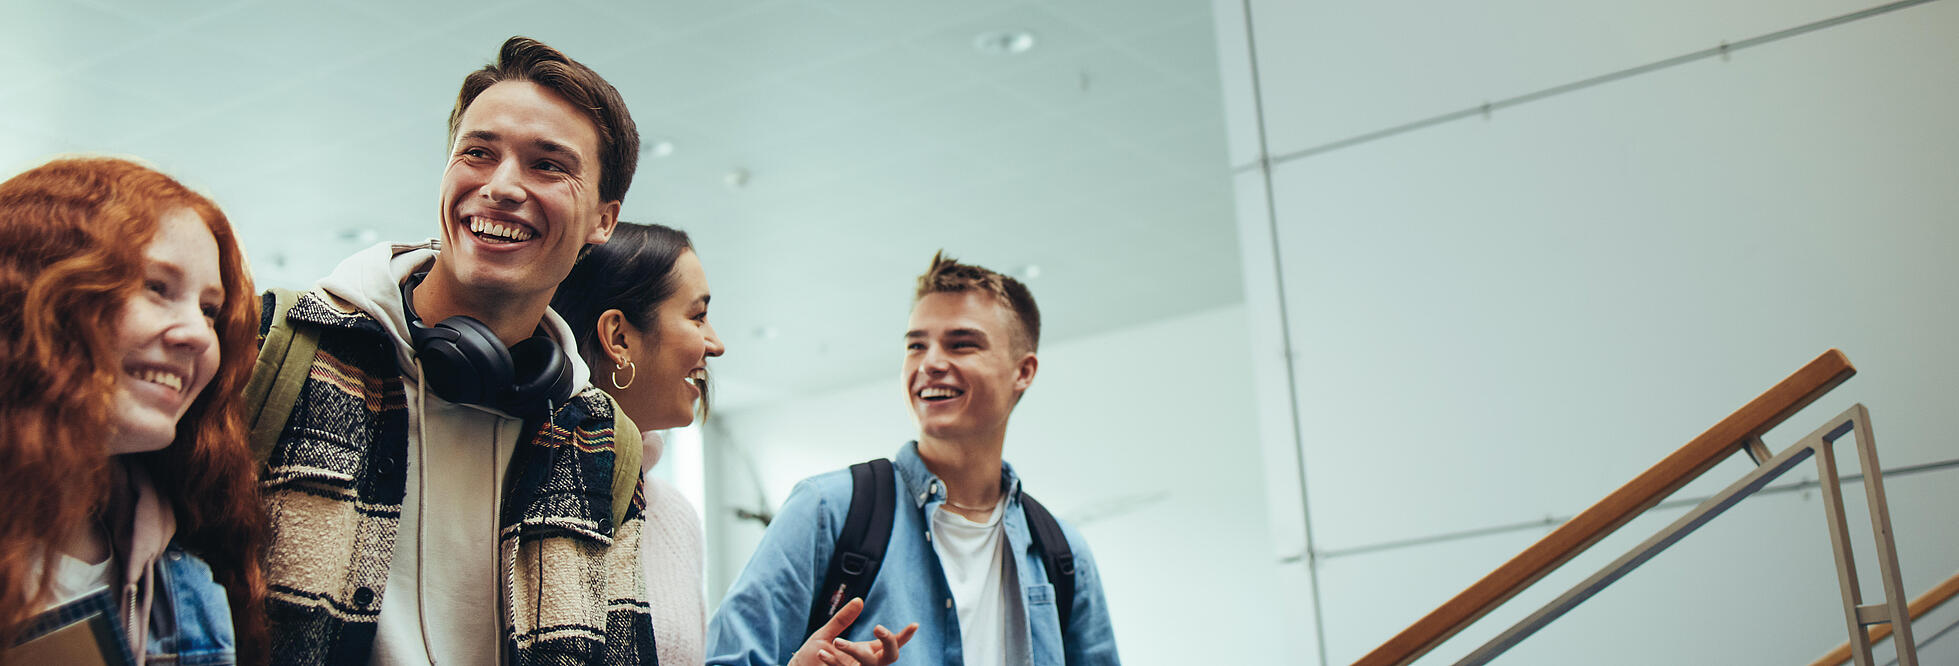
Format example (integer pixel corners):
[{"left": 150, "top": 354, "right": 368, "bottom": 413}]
[
  {"left": 706, "top": 478, "right": 836, "bottom": 666},
  {"left": 1062, "top": 523, "right": 1121, "bottom": 666}
]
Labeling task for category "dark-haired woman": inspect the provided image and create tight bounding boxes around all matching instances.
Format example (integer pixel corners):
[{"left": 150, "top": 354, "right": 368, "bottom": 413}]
[
  {"left": 0, "top": 157, "right": 267, "bottom": 664},
  {"left": 555, "top": 222, "right": 914, "bottom": 666}
]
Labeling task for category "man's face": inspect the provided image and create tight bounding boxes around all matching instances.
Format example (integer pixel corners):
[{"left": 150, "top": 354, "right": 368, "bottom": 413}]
[
  {"left": 436, "top": 80, "right": 618, "bottom": 299},
  {"left": 903, "top": 291, "right": 1036, "bottom": 441}
]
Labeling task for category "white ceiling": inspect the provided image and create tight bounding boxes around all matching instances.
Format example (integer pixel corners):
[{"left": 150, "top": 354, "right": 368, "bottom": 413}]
[{"left": 0, "top": 0, "right": 1241, "bottom": 410}]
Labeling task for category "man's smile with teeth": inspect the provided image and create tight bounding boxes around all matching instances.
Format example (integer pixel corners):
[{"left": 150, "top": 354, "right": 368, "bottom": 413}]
[
  {"left": 132, "top": 367, "right": 187, "bottom": 393},
  {"left": 918, "top": 386, "right": 962, "bottom": 400},
  {"left": 468, "top": 216, "right": 536, "bottom": 243}
]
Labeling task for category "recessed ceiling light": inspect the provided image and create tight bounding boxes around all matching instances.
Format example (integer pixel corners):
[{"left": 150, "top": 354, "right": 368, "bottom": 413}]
[
  {"left": 644, "top": 138, "right": 675, "bottom": 158},
  {"left": 973, "top": 30, "right": 1036, "bottom": 56},
  {"left": 1020, "top": 264, "right": 1042, "bottom": 280}
]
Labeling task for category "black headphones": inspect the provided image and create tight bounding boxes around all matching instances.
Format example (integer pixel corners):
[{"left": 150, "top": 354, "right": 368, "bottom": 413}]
[{"left": 400, "top": 271, "right": 572, "bottom": 416}]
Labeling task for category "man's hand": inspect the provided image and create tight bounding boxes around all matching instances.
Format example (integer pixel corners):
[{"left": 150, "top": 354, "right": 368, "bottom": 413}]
[{"left": 787, "top": 597, "right": 920, "bottom": 666}]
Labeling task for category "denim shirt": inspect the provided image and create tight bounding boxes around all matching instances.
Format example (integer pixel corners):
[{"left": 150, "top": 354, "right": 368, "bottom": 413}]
[{"left": 707, "top": 442, "right": 1120, "bottom": 665}]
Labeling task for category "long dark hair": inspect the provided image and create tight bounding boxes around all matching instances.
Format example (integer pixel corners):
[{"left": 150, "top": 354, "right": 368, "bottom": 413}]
[{"left": 553, "top": 222, "right": 710, "bottom": 419}]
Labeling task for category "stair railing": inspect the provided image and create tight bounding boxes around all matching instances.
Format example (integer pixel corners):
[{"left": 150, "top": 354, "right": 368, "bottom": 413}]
[{"left": 1353, "top": 350, "right": 1921, "bottom": 665}]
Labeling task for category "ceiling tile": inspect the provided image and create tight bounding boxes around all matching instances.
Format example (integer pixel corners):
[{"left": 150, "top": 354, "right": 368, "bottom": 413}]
[
  {"left": 70, "top": 0, "right": 247, "bottom": 27},
  {"left": 180, "top": 2, "right": 416, "bottom": 77},
  {"left": 438, "top": 0, "right": 680, "bottom": 64},
  {"left": 1036, "top": 0, "right": 1210, "bottom": 42},
  {"left": 0, "top": 1, "right": 144, "bottom": 94},
  {"left": 904, "top": 3, "right": 1109, "bottom": 98},
  {"left": 988, "top": 42, "right": 1171, "bottom": 116},
  {"left": 5, "top": 75, "right": 201, "bottom": 153},
  {"left": 1069, "top": 78, "right": 1231, "bottom": 174},
  {"left": 623, "top": 2, "right": 877, "bottom": 104},
  {"left": 590, "top": 39, "right": 755, "bottom": 123},
  {"left": 54, "top": 32, "right": 244, "bottom": 124},
  {"left": 812, "top": 0, "right": 1012, "bottom": 38},
  {"left": 330, "top": 0, "right": 522, "bottom": 34},
  {"left": 578, "top": 0, "right": 778, "bottom": 39},
  {"left": 0, "top": 125, "right": 85, "bottom": 178},
  {"left": 1115, "top": 13, "right": 1225, "bottom": 89}
]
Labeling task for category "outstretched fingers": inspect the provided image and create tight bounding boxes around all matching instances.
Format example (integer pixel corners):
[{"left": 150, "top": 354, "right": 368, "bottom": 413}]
[
  {"left": 813, "top": 597, "right": 866, "bottom": 641},
  {"left": 833, "top": 622, "right": 921, "bottom": 665},
  {"left": 878, "top": 622, "right": 919, "bottom": 659}
]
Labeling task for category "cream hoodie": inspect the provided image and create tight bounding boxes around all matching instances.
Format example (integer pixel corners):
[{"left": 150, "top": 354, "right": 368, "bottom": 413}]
[{"left": 316, "top": 240, "right": 590, "bottom": 666}]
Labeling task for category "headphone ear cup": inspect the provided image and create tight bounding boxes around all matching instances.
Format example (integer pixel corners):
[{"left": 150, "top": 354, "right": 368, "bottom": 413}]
[
  {"left": 417, "top": 315, "right": 514, "bottom": 406},
  {"left": 506, "top": 336, "right": 571, "bottom": 412}
]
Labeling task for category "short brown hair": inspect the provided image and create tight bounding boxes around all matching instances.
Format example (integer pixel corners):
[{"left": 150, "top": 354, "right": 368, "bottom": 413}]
[
  {"left": 914, "top": 250, "right": 1041, "bottom": 353},
  {"left": 449, "top": 36, "right": 640, "bottom": 204}
]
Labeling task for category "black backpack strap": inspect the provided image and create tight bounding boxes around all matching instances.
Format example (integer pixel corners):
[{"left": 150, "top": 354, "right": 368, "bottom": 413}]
[
  {"left": 807, "top": 458, "right": 896, "bottom": 639},
  {"left": 1021, "top": 492, "right": 1077, "bottom": 634}
]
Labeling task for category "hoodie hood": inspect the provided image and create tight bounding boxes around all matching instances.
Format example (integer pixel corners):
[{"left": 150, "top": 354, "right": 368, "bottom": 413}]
[
  {"left": 316, "top": 240, "right": 590, "bottom": 405},
  {"left": 107, "top": 461, "right": 172, "bottom": 666}
]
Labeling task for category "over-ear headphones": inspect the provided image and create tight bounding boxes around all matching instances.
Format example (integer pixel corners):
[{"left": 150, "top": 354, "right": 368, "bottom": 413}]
[{"left": 400, "top": 271, "right": 572, "bottom": 416}]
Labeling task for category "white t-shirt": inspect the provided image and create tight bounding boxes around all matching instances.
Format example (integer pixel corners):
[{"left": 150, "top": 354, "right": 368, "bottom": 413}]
[
  {"left": 47, "top": 552, "right": 113, "bottom": 608},
  {"left": 930, "top": 498, "right": 1023, "bottom": 666}
]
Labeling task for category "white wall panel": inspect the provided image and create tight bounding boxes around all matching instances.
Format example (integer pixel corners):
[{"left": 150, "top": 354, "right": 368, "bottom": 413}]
[
  {"left": 1232, "top": 167, "right": 1326, "bottom": 659},
  {"left": 1272, "top": 0, "right": 1959, "bottom": 556},
  {"left": 1210, "top": 0, "right": 1264, "bottom": 168},
  {"left": 1229, "top": 0, "right": 1959, "bottom": 662},
  {"left": 1246, "top": 0, "right": 1889, "bottom": 156}
]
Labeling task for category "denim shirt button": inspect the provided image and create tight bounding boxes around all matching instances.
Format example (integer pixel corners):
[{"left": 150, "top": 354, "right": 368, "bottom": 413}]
[
  {"left": 944, "top": 598, "right": 952, "bottom": 609},
  {"left": 929, "top": 481, "right": 940, "bottom": 494},
  {"left": 918, "top": 491, "right": 929, "bottom": 504}
]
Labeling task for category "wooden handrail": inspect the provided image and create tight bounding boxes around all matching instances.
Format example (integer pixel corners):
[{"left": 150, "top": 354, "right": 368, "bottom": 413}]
[
  {"left": 1810, "top": 568, "right": 1959, "bottom": 666},
  {"left": 1355, "top": 349, "right": 1856, "bottom": 666}
]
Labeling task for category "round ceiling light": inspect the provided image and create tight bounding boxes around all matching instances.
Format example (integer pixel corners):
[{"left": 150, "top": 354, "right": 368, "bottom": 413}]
[{"left": 973, "top": 30, "right": 1036, "bottom": 56}]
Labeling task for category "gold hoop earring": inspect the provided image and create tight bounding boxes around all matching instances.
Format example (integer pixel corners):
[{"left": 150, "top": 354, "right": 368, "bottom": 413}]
[{"left": 611, "top": 360, "right": 636, "bottom": 390}]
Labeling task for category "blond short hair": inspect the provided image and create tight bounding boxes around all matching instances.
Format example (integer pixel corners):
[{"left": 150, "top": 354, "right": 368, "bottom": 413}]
[{"left": 914, "top": 250, "right": 1041, "bottom": 353}]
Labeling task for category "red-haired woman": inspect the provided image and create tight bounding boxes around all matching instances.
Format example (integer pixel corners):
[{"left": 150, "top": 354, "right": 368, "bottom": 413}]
[{"left": 0, "top": 157, "right": 267, "bottom": 665}]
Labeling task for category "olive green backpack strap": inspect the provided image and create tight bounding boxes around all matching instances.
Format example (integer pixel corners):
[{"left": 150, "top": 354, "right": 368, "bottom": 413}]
[
  {"left": 608, "top": 396, "right": 644, "bottom": 529},
  {"left": 243, "top": 287, "right": 319, "bottom": 465}
]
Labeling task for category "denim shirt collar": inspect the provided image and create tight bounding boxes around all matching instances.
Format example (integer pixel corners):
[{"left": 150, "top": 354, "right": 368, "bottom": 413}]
[{"left": 894, "top": 440, "right": 1024, "bottom": 511}]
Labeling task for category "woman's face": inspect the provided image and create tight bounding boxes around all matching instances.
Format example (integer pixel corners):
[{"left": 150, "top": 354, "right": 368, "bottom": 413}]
[
  {"left": 108, "top": 208, "right": 223, "bottom": 455},
  {"left": 614, "top": 249, "right": 724, "bottom": 430}
]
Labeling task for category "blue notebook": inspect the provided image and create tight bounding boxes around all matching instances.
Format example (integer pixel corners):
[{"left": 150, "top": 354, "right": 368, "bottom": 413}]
[{"left": 5, "top": 587, "right": 135, "bottom": 666}]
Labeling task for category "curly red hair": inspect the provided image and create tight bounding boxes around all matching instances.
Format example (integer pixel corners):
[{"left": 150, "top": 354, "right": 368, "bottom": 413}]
[{"left": 0, "top": 157, "right": 267, "bottom": 662}]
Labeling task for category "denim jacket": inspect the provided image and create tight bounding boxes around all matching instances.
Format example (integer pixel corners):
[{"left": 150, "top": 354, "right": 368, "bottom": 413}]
[
  {"left": 12, "top": 542, "right": 235, "bottom": 666},
  {"left": 142, "top": 542, "right": 238, "bottom": 665},
  {"left": 707, "top": 442, "right": 1120, "bottom": 665}
]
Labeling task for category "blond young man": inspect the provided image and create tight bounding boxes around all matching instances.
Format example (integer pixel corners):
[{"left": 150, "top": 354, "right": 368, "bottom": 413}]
[{"left": 708, "top": 253, "right": 1120, "bottom": 666}]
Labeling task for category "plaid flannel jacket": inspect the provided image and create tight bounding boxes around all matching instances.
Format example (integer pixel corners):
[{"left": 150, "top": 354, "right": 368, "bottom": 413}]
[{"left": 256, "top": 290, "right": 656, "bottom": 665}]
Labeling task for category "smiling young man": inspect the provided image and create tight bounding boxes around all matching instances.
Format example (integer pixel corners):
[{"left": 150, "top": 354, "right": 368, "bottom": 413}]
[
  {"left": 253, "top": 37, "right": 656, "bottom": 664},
  {"left": 707, "top": 252, "right": 1121, "bottom": 665}
]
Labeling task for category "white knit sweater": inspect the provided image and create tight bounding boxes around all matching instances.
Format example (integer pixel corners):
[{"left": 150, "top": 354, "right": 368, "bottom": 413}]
[{"left": 640, "top": 433, "right": 706, "bottom": 666}]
